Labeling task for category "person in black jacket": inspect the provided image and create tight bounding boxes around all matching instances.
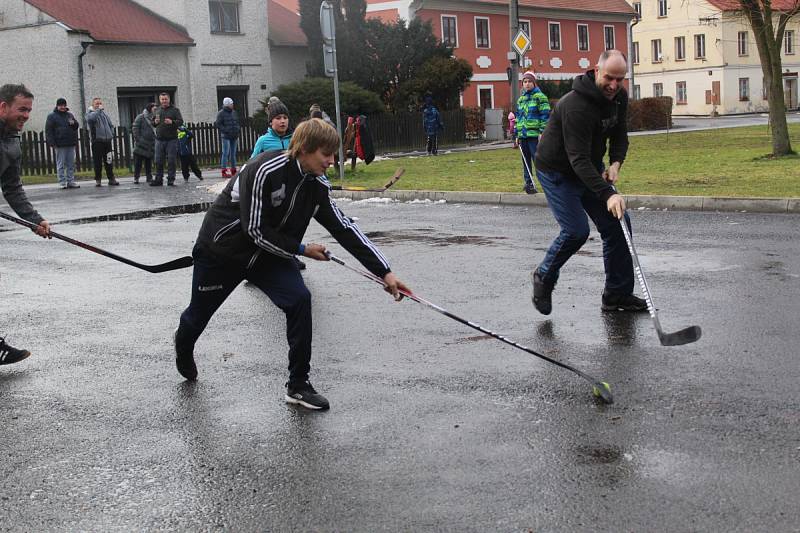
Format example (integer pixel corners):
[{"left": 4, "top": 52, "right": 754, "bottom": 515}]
[
  {"left": 45, "top": 98, "right": 80, "bottom": 189},
  {"left": 531, "top": 50, "right": 646, "bottom": 315},
  {"left": 150, "top": 92, "right": 183, "bottom": 186},
  {"left": 173, "top": 118, "right": 409, "bottom": 410},
  {"left": 215, "top": 97, "right": 240, "bottom": 178},
  {"left": 0, "top": 84, "right": 51, "bottom": 365}
]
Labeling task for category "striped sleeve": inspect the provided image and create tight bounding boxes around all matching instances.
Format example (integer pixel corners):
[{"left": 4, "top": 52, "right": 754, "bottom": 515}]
[{"left": 239, "top": 153, "right": 298, "bottom": 259}]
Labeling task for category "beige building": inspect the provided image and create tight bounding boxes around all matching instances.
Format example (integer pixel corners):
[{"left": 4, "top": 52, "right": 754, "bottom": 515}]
[{"left": 629, "top": 0, "right": 800, "bottom": 115}]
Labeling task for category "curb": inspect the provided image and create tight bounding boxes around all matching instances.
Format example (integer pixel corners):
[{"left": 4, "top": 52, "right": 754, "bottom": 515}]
[{"left": 331, "top": 189, "right": 800, "bottom": 214}]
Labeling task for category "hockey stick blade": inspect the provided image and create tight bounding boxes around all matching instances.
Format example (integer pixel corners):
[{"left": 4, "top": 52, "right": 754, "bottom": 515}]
[
  {"left": 619, "top": 217, "right": 701, "bottom": 346},
  {"left": 659, "top": 325, "right": 702, "bottom": 346},
  {"left": 0, "top": 210, "right": 193, "bottom": 274},
  {"left": 326, "top": 252, "right": 614, "bottom": 404}
]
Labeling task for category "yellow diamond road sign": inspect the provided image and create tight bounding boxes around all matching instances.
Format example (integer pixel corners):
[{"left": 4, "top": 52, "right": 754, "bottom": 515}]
[{"left": 513, "top": 30, "right": 531, "bottom": 56}]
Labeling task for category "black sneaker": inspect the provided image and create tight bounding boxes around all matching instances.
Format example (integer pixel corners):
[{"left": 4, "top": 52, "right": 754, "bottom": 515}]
[
  {"left": 173, "top": 328, "right": 197, "bottom": 381},
  {"left": 532, "top": 271, "right": 554, "bottom": 315},
  {"left": 524, "top": 184, "right": 538, "bottom": 194},
  {"left": 285, "top": 381, "right": 329, "bottom": 410},
  {"left": 601, "top": 292, "right": 648, "bottom": 312},
  {"left": 149, "top": 179, "right": 163, "bottom": 186},
  {"left": 0, "top": 337, "right": 31, "bottom": 365}
]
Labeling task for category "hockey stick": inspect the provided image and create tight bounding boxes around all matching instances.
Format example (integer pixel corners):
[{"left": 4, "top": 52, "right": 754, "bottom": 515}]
[
  {"left": 0, "top": 210, "right": 193, "bottom": 274},
  {"left": 326, "top": 252, "right": 613, "bottom": 404},
  {"left": 618, "top": 218, "right": 701, "bottom": 346},
  {"left": 518, "top": 145, "right": 538, "bottom": 192},
  {"left": 330, "top": 168, "right": 404, "bottom": 192}
]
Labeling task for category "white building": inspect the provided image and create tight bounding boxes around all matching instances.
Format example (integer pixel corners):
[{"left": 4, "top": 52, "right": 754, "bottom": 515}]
[
  {"left": 630, "top": 0, "right": 800, "bottom": 115},
  {"left": 0, "top": 0, "right": 308, "bottom": 130}
]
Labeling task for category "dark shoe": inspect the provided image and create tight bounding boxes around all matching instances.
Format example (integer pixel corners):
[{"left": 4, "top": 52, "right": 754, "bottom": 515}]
[
  {"left": 0, "top": 337, "right": 31, "bottom": 365},
  {"left": 293, "top": 257, "right": 307, "bottom": 270},
  {"left": 285, "top": 381, "right": 329, "bottom": 410},
  {"left": 184, "top": 177, "right": 189, "bottom": 182},
  {"left": 524, "top": 184, "right": 538, "bottom": 194},
  {"left": 146, "top": 176, "right": 153, "bottom": 183},
  {"left": 95, "top": 180, "right": 102, "bottom": 187},
  {"left": 133, "top": 177, "right": 140, "bottom": 184},
  {"left": 108, "top": 178, "right": 120, "bottom": 186},
  {"left": 149, "top": 180, "right": 164, "bottom": 186},
  {"left": 167, "top": 181, "right": 175, "bottom": 186},
  {"left": 173, "top": 328, "right": 197, "bottom": 381},
  {"left": 67, "top": 182, "right": 80, "bottom": 189},
  {"left": 532, "top": 271, "right": 554, "bottom": 315},
  {"left": 601, "top": 292, "right": 648, "bottom": 312},
  {"left": 197, "top": 174, "right": 203, "bottom": 180}
]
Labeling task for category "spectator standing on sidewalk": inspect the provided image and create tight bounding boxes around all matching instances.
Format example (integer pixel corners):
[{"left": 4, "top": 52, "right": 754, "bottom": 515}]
[
  {"left": 531, "top": 50, "right": 646, "bottom": 316},
  {"left": 86, "top": 97, "right": 119, "bottom": 186},
  {"left": 513, "top": 70, "right": 550, "bottom": 194},
  {"left": 131, "top": 103, "right": 156, "bottom": 184},
  {"left": 177, "top": 125, "right": 203, "bottom": 182},
  {"left": 151, "top": 93, "right": 183, "bottom": 187},
  {"left": 422, "top": 93, "right": 444, "bottom": 156},
  {"left": 45, "top": 98, "right": 80, "bottom": 189},
  {"left": 0, "top": 83, "right": 52, "bottom": 365},
  {"left": 215, "top": 97, "right": 240, "bottom": 178}
]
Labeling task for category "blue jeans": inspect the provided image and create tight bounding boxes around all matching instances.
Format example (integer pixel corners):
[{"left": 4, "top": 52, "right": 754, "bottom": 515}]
[
  {"left": 220, "top": 137, "right": 237, "bottom": 168},
  {"left": 535, "top": 168, "right": 634, "bottom": 295},
  {"left": 55, "top": 146, "right": 76, "bottom": 185},
  {"left": 519, "top": 137, "right": 538, "bottom": 188},
  {"left": 178, "top": 245, "right": 312, "bottom": 384}
]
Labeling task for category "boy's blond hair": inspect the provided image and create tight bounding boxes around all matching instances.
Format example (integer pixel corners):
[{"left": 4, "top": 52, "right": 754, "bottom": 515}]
[{"left": 288, "top": 118, "right": 339, "bottom": 158}]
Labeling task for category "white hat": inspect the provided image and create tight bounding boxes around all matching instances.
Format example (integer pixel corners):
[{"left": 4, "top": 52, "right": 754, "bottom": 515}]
[{"left": 223, "top": 97, "right": 234, "bottom": 106}]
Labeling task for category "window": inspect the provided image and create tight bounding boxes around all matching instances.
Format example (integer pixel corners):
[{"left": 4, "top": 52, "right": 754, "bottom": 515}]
[
  {"left": 633, "top": 84, "right": 641, "bottom": 100},
  {"left": 676, "top": 81, "right": 687, "bottom": 104},
  {"left": 519, "top": 20, "right": 530, "bottom": 38},
  {"left": 695, "top": 34, "right": 706, "bottom": 59},
  {"left": 209, "top": 1, "right": 240, "bottom": 33},
  {"left": 658, "top": 0, "right": 668, "bottom": 17},
  {"left": 442, "top": 15, "right": 458, "bottom": 47},
  {"left": 549, "top": 22, "right": 561, "bottom": 50},
  {"left": 738, "top": 31, "right": 748, "bottom": 56},
  {"left": 739, "top": 78, "right": 750, "bottom": 100},
  {"left": 478, "top": 86, "right": 493, "bottom": 109},
  {"left": 216, "top": 86, "right": 248, "bottom": 117},
  {"left": 604, "top": 26, "right": 615, "bottom": 50},
  {"left": 653, "top": 83, "right": 663, "bottom": 97},
  {"left": 675, "top": 36, "right": 685, "bottom": 60},
  {"left": 785, "top": 30, "right": 795, "bottom": 54},
  {"left": 577, "top": 24, "right": 589, "bottom": 51},
  {"left": 475, "top": 17, "right": 490, "bottom": 48},
  {"left": 633, "top": 2, "right": 642, "bottom": 18},
  {"left": 652, "top": 39, "right": 662, "bottom": 63},
  {"left": 632, "top": 42, "right": 639, "bottom": 64}
]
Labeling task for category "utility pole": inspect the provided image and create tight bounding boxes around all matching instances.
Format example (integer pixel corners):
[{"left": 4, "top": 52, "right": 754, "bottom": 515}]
[
  {"left": 509, "top": 0, "right": 520, "bottom": 107},
  {"left": 320, "top": 1, "right": 345, "bottom": 181}
]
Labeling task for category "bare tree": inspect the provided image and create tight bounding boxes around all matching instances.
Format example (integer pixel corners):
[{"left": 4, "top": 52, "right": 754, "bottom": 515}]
[{"left": 739, "top": 0, "right": 800, "bottom": 156}]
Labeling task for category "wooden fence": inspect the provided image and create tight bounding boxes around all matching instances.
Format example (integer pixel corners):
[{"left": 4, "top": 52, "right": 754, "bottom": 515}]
[{"left": 19, "top": 109, "right": 467, "bottom": 175}]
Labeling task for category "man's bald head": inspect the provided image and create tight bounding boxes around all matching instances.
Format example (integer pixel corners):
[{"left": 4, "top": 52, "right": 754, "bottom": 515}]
[{"left": 595, "top": 50, "right": 628, "bottom": 100}]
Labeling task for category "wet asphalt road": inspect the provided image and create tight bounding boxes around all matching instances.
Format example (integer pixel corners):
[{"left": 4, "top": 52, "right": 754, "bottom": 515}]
[{"left": 1, "top": 193, "right": 799, "bottom": 531}]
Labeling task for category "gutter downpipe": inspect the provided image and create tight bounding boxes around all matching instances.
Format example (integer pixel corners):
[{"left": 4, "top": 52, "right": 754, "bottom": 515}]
[
  {"left": 78, "top": 42, "right": 91, "bottom": 123},
  {"left": 629, "top": 16, "right": 639, "bottom": 99}
]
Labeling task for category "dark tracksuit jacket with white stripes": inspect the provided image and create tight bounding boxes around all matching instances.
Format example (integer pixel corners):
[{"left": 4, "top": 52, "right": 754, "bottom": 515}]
[{"left": 195, "top": 150, "right": 391, "bottom": 277}]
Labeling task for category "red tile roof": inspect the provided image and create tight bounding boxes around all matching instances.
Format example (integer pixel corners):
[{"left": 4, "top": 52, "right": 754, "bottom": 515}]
[
  {"left": 25, "top": 0, "right": 194, "bottom": 45},
  {"left": 268, "top": 0, "right": 307, "bottom": 47},
  {"left": 705, "top": 0, "right": 799, "bottom": 10},
  {"left": 469, "top": 0, "right": 636, "bottom": 16}
]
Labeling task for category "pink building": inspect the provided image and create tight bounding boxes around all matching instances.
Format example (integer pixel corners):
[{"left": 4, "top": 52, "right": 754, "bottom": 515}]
[{"left": 366, "top": 0, "right": 636, "bottom": 108}]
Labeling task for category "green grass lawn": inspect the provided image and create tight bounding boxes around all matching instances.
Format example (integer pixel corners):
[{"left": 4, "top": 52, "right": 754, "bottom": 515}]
[
  {"left": 21, "top": 124, "right": 800, "bottom": 197},
  {"left": 330, "top": 123, "right": 800, "bottom": 198}
]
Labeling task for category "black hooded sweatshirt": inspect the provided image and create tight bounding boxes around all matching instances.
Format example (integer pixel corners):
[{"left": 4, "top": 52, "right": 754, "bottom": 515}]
[{"left": 534, "top": 70, "right": 629, "bottom": 202}]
